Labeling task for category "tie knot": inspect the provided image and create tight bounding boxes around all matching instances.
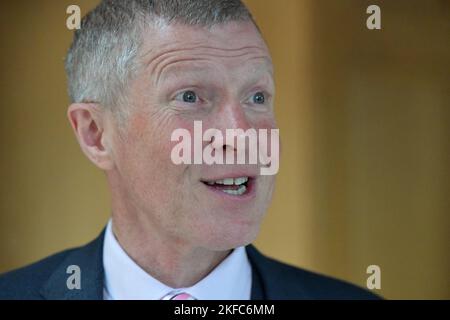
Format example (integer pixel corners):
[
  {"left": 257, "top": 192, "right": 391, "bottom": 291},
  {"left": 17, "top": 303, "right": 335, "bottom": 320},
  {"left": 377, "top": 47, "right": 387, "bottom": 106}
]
[{"left": 161, "top": 291, "right": 197, "bottom": 300}]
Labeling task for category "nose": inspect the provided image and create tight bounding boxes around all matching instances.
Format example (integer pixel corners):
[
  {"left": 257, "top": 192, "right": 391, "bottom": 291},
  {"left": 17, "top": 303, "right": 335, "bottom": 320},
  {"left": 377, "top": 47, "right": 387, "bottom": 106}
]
[
  {"left": 208, "top": 99, "right": 253, "bottom": 151},
  {"left": 201, "top": 98, "right": 262, "bottom": 167}
]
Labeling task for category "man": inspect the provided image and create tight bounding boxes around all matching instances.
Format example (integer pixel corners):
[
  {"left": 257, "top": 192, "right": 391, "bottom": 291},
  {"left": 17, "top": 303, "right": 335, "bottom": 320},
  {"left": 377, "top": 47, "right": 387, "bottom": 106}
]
[{"left": 0, "top": 0, "right": 378, "bottom": 300}]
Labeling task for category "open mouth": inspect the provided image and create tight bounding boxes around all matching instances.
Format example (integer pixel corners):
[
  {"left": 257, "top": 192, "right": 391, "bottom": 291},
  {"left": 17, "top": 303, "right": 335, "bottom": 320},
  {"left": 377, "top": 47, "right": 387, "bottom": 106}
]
[{"left": 201, "top": 177, "right": 252, "bottom": 196}]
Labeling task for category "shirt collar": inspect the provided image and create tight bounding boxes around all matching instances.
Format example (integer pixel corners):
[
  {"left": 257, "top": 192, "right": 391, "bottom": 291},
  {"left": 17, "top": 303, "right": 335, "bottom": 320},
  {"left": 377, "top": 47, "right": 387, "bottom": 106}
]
[{"left": 103, "top": 219, "right": 252, "bottom": 300}]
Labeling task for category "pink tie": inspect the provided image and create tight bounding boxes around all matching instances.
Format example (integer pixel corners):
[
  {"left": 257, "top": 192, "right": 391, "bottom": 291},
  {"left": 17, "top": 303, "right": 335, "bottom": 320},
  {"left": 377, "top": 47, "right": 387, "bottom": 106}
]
[
  {"left": 170, "top": 292, "right": 196, "bottom": 300},
  {"left": 161, "top": 291, "right": 197, "bottom": 300}
]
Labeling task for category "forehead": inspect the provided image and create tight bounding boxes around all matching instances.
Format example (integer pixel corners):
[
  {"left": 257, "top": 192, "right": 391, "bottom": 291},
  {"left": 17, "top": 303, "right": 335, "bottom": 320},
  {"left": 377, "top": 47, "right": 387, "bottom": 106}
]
[{"left": 139, "top": 21, "right": 273, "bottom": 78}]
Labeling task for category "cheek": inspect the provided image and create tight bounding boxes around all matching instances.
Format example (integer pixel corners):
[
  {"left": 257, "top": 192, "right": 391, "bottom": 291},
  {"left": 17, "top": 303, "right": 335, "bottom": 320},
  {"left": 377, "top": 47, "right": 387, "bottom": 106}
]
[
  {"left": 129, "top": 113, "right": 148, "bottom": 135},
  {"left": 122, "top": 114, "right": 191, "bottom": 189},
  {"left": 127, "top": 113, "right": 176, "bottom": 160},
  {"left": 254, "top": 115, "right": 277, "bottom": 130}
]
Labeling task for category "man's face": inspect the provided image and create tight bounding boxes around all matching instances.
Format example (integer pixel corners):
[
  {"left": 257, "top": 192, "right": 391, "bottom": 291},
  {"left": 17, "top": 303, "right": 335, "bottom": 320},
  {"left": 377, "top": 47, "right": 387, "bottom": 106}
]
[{"left": 109, "top": 21, "right": 277, "bottom": 250}]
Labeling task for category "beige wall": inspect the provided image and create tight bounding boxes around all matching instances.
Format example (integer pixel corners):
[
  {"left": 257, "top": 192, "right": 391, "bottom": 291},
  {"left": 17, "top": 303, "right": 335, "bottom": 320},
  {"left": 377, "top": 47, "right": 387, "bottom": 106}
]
[{"left": 0, "top": 0, "right": 448, "bottom": 299}]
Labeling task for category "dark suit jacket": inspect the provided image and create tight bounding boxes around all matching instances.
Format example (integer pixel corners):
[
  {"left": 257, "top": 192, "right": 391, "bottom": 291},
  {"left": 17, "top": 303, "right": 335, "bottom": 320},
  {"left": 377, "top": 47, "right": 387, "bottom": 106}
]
[{"left": 0, "top": 229, "right": 380, "bottom": 300}]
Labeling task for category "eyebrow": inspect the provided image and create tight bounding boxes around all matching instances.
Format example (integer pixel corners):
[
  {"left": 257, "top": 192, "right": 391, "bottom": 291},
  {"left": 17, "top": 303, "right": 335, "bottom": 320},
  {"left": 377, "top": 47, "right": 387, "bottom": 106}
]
[
  {"left": 156, "top": 57, "right": 274, "bottom": 86},
  {"left": 156, "top": 59, "right": 213, "bottom": 83}
]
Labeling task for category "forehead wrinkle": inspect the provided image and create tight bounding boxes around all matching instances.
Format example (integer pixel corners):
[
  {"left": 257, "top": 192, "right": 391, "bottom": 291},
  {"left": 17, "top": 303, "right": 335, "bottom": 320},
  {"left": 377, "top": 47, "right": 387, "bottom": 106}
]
[
  {"left": 155, "top": 58, "right": 213, "bottom": 85},
  {"left": 142, "top": 44, "right": 271, "bottom": 83},
  {"left": 157, "top": 56, "right": 273, "bottom": 87},
  {"left": 155, "top": 54, "right": 271, "bottom": 86},
  {"left": 141, "top": 44, "right": 267, "bottom": 66}
]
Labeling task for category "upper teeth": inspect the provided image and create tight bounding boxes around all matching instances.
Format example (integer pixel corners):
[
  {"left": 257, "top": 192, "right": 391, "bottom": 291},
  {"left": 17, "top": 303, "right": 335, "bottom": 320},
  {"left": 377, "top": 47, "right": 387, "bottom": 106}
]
[{"left": 206, "top": 177, "right": 248, "bottom": 186}]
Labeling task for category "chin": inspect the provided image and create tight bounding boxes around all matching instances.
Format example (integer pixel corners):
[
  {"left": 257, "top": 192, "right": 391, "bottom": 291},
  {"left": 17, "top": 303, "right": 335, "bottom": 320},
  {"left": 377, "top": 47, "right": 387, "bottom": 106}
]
[{"left": 202, "top": 221, "right": 262, "bottom": 251}]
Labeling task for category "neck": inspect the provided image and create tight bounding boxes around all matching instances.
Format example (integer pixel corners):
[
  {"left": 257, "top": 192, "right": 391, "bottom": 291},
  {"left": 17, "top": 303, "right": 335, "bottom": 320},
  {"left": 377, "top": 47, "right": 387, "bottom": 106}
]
[{"left": 110, "top": 213, "right": 231, "bottom": 288}]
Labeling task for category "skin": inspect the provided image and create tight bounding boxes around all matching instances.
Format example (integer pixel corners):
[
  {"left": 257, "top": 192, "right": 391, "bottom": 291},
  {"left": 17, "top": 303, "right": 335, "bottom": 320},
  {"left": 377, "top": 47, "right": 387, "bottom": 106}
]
[{"left": 68, "top": 21, "right": 277, "bottom": 288}]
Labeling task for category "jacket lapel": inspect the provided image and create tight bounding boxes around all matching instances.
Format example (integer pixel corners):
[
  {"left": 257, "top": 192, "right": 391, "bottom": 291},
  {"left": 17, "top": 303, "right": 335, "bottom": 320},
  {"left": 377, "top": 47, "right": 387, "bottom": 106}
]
[
  {"left": 246, "top": 245, "right": 309, "bottom": 299},
  {"left": 40, "top": 230, "right": 105, "bottom": 300}
]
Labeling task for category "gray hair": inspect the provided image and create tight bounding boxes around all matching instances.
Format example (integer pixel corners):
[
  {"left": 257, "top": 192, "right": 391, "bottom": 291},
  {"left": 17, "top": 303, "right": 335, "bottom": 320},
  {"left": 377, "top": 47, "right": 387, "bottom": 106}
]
[{"left": 65, "top": 0, "right": 257, "bottom": 120}]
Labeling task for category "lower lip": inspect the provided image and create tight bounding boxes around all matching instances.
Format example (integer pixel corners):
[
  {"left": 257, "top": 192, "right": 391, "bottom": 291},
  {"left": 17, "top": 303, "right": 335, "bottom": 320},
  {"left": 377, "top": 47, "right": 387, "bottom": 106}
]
[{"left": 201, "top": 178, "right": 257, "bottom": 202}]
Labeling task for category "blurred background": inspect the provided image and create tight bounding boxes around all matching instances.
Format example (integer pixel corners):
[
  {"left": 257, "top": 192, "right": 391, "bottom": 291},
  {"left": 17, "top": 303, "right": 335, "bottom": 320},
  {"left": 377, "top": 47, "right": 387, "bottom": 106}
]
[{"left": 0, "top": 0, "right": 448, "bottom": 299}]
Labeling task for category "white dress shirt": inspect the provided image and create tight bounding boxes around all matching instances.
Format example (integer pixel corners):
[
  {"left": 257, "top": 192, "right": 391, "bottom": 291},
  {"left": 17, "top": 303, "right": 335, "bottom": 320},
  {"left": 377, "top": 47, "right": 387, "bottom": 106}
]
[{"left": 102, "top": 220, "right": 252, "bottom": 300}]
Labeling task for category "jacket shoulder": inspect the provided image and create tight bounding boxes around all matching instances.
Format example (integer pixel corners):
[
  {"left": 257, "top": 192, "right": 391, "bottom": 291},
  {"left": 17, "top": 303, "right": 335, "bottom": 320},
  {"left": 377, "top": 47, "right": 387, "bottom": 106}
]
[
  {"left": 0, "top": 248, "right": 77, "bottom": 300},
  {"left": 247, "top": 245, "right": 382, "bottom": 300}
]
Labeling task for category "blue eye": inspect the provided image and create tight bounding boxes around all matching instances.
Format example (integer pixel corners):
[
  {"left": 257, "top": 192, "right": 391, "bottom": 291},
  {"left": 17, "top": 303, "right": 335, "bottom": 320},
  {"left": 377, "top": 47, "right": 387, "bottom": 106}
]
[
  {"left": 180, "top": 90, "right": 197, "bottom": 103},
  {"left": 252, "top": 92, "right": 266, "bottom": 104}
]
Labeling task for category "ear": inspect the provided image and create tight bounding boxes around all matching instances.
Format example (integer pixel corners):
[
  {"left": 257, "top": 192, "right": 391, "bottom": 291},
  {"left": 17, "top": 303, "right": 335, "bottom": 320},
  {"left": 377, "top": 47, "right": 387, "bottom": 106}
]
[{"left": 67, "top": 103, "right": 115, "bottom": 170}]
